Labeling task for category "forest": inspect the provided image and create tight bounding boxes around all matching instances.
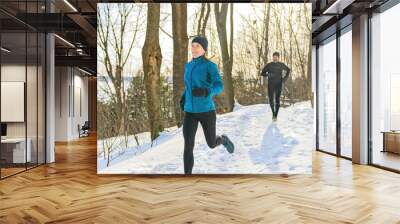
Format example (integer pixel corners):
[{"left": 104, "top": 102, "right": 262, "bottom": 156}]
[{"left": 97, "top": 3, "right": 312, "bottom": 166}]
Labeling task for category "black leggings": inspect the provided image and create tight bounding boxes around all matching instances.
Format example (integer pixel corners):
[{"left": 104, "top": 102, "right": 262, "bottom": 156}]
[
  {"left": 268, "top": 81, "right": 283, "bottom": 117},
  {"left": 183, "top": 110, "right": 223, "bottom": 174}
]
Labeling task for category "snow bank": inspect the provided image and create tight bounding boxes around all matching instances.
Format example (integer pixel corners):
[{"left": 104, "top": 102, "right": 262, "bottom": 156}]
[{"left": 98, "top": 101, "right": 314, "bottom": 174}]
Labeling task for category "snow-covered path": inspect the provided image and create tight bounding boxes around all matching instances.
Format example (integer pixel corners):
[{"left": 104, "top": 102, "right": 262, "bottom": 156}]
[{"left": 98, "top": 102, "right": 314, "bottom": 174}]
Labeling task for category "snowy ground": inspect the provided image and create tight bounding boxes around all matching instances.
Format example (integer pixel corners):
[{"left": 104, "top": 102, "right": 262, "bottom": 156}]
[{"left": 98, "top": 101, "right": 314, "bottom": 174}]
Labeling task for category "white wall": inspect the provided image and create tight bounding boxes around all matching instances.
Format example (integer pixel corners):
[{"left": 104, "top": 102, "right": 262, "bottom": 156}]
[
  {"left": 55, "top": 67, "right": 89, "bottom": 141},
  {"left": 71, "top": 71, "right": 89, "bottom": 138},
  {"left": 55, "top": 66, "right": 69, "bottom": 141},
  {"left": 1, "top": 62, "right": 46, "bottom": 164},
  {"left": 1, "top": 64, "right": 28, "bottom": 138}
]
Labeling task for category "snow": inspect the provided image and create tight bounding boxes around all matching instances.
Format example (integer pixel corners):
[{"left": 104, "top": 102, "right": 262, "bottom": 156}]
[{"left": 98, "top": 101, "right": 314, "bottom": 174}]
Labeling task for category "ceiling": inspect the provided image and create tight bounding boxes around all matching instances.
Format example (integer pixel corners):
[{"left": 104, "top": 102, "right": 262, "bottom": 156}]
[
  {"left": 1, "top": 0, "right": 98, "bottom": 74},
  {"left": 311, "top": 0, "right": 390, "bottom": 43},
  {"left": 0, "top": 0, "right": 395, "bottom": 74}
]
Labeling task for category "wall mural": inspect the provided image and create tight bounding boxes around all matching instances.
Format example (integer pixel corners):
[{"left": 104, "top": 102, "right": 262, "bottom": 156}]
[{"left": 97, "top": 3, "right": 313, "bottom": 174}]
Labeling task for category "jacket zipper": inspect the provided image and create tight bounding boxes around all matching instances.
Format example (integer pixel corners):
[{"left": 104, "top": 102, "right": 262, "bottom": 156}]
[{"left": 190, "top": 60, "right": 200, "bottom": 112}]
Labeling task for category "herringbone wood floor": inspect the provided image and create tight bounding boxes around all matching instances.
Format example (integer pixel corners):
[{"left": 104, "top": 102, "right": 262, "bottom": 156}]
[{"left": 1, "top": 134, "right": 400, "bottom": 224}]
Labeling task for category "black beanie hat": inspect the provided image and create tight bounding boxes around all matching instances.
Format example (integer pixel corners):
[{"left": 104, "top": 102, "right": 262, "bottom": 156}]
[{"left": 192, "top": 36, "right": 208, "bottom": 51}]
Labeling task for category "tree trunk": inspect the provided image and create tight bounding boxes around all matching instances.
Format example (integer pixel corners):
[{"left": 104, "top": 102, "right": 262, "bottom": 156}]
[
  {"left": 307, "top": 32, "right": 313, "bottom": 106},
  {"left": 214, "top": 3, "right": 234, "bottom": 112},
  {"left": 142, "top": 3, "right": 164, "bottom": 141},
  {"left": 197, "top": 3, "right": 205, "bottom": 35},
  {"left": 172, "top": 3, "right": 188, "bottom": 127},
  {"left": 197, "top": 3, "right": 211, "bottom": 36},
  {"left": 261, "top": 4, "right": 271, "bottom": 98},
  {"left": 114, "top": 65, "right": 124, "bottom": 136},
  {"left": 202, "top": 4, "right": 211, "bottom": 36},
  {"left": 304, "top": 4, "right": 313, "bottom": 107},
  {"left": 262, "top": 4, "right": 271, "bottom": 65}
]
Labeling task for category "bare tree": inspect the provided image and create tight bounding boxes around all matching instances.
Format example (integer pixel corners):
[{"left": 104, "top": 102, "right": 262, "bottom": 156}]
[
  {"left": 197, "top": 3, "right": 211, "bottom": 36},
  {"left": 304, "top": 3, "right": 313, "bottom": 107},
  {"left": 262, "top": 4, "right": 271, "bottom": 66},
  {"left": 261, "top": 4, "right": 271, "bottom": 97},
  {"left": 97, "top": 4, "right": 142, "bottom": 146},
  {"left": 171, "top": 3, "right": 188, "bottom": 127},
  {"left": 214, "top": 3, "right": 234, "bottom": 112},
  {"left": 142, "top": 3, "right": 164, "bottom": 141},
  {"left": 103, "top": 135, "right": 118, "bottom": 167},
  {"left": 273, "top": 5, "right": 287, "bottom": 64},
  {"left": 283, "top": 6, "right": 310, "bottom": 102},
  {"left": 97, "top": 100, "right": 119, "bottom": 167}
]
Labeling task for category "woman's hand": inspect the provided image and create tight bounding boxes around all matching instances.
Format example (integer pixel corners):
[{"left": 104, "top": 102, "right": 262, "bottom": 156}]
[{"left": 192, "top": 87, "right": 210, "bottom": 97}]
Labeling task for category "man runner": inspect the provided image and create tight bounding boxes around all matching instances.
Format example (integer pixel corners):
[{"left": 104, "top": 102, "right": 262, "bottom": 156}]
[{"left": 260, "top": 52, "right": 291, "bottom": 121}]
